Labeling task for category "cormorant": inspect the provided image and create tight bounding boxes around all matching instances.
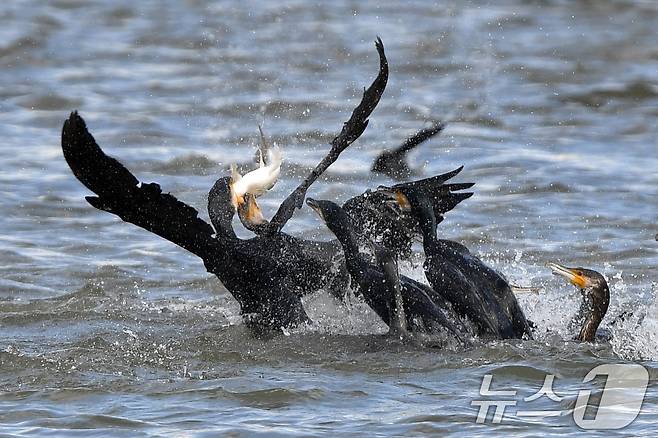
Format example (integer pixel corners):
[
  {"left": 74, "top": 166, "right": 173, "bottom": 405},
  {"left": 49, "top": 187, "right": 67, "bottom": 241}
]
[
  {"left": 306, "top": 198, "right": 469, "bottom": 342},
  {"left": 62, "top": 38, "right": 389, "bottom": 333},
  {"left": 382, "top": 184, "right": 533, "bottom": 339},
  {"left": 546, "top": 263, "right": 610, "bottom": 342},
  {"left": 371, "top": 121, "right": 445, "bottom": 180},
  {"left": 61, "top": 38, "right": 473, "bottom": 334}
]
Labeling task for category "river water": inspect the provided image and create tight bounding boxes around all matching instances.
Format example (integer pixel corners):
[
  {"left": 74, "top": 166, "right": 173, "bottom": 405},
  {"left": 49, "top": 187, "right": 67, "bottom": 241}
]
[{"left": 1, "top": 0, "right": 657, "bottom": 436}]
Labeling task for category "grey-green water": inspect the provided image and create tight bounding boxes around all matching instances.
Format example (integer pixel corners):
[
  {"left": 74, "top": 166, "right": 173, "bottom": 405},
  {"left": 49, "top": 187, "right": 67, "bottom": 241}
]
[{"left": 1, "top": 0, "right": 657, "bottom": 436}]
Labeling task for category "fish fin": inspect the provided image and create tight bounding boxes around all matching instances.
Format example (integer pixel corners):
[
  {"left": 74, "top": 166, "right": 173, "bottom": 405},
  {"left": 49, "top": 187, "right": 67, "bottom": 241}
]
[
  {"left": 258, "top": 125, "right": 271, "bottom": 167},
  {"left": 230, "top": 163, "right": 242, "bottom": 183},
  {"left": 267, "top": 144, "right": 282, "bottom": 171}
]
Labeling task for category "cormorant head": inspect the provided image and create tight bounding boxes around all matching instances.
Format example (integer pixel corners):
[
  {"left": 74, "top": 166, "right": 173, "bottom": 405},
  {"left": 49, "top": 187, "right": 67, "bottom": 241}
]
[
  {"left": 306, "top": 198, "right": 353, "bottom": 235},
  {"left": 208, "top": 176, "right": 237, "bottom": 237},
  {"left": 546, "top": 263, "right": 608, "bottom": 298},
  {"left": 237, "top": 193, "right": 269, "bottom": 231},
  {"left": 547, "top": 262, "right": 610, "bottom": 341},
  {"left": 378, "top": 185, "right": 436, "bottom": 230},
  {"left": 209, "top": 176, "right": 233, "bottom": 208}
]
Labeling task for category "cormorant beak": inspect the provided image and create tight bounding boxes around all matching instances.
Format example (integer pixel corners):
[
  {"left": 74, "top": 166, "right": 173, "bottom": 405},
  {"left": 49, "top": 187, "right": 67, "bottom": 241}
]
[
  {"left": 305, "top": 198, "right": 324, "bottom": 220},
  {"left": 239, "top": 193, "right": 267, "bottom": 225},
  {"left": 378, "top": 187, "right": 411, "bottom": 212},
  {"left": 546, "top": 262, "right": 589, "bottom": 289}
]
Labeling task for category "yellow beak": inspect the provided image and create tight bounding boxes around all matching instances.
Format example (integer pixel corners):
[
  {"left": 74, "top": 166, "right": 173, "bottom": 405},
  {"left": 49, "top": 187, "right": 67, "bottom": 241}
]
[{"left": 546, "top": 262, "right": 588, "bottom": 289}]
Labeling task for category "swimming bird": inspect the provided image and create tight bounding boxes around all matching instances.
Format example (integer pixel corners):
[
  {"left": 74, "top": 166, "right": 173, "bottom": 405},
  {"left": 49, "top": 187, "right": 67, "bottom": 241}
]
[
  {"left": 371, "top": 121, "right": 445, "bottom": 180},
  {"left": 306, "top": 197, "right": 469, "bottom": 341},
  {"left": 546, "top": 263, "right": 610, "bottom": 342},
  {"left": 382, "top": 184, "right": 533, "bottom": 339},
  {"left": 62, "top": 38, "right": 388, "bottom": 333}
]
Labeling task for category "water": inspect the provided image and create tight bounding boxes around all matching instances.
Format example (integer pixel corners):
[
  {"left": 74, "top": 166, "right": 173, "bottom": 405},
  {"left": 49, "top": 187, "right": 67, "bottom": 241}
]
[{"left": 1, "top": 0, "right": 657, "bottom": 435}]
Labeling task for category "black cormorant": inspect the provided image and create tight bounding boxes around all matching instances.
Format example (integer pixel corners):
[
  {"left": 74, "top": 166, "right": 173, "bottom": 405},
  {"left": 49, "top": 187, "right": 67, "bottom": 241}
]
[
  {"left": 383, "top": 184, "right": 533, "bottom": 339},
  {"left": 306, "top": 197, "right": 469, "bottom": 342},
  {"left": 62, "top": 39, "right": 389, "bottom": 333},
  {"left": 342, "top": 167, "right": 474, "bottom": 259}
]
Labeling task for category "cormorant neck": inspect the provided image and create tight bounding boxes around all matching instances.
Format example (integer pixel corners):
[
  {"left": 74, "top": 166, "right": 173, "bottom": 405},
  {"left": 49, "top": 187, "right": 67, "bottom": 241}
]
[
  {"left": 208, "top": 178, "right": 237, "bottom": 240},
  {"left": 576, "top": 282, "right": 610, "bottom": 342},
  {"left": 415, "top": 204, "right": 438, "bottom": 247},
  {"left": 326, "top": 213, "right": 364, "bottom": 269}
]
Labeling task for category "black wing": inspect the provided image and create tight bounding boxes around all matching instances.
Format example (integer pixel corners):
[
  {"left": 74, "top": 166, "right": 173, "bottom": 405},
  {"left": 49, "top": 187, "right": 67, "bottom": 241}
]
[
  {"left": 265, "top": 37, "right": 389, "bottom": 234},
  {"left": 371, "top": 121, "right": 445, "bottom": 180},
  {"left": 342, "top": 167, "right": 473, "bottom": 258},
  {"left": 389, "top": 166, "right": 474, "bottom": 219},
  {"left": 61, "top": 111, "right": 216, "bottom": 259}
]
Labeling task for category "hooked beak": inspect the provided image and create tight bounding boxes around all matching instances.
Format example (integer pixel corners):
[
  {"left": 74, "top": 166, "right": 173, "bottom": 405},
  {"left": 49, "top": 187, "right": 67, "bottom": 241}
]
[
  {"left": 378, "top": 187, "right": 411, "bottom": 212},
  {"left": 305, "top": 198, "right": 324, "bottom": 220},
  {"left": 546, "top": 262, "right": 588, "bottom": 289},
  {"left": 238, "top": 194, "right": 267, "bottom": 225}
]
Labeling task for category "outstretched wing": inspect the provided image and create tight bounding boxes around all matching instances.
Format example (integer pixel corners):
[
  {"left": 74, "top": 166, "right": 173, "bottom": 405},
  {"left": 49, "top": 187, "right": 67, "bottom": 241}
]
[
  {"left": 265, "top": 37, "right": 389, "bottom": 234},
  {"left": 61, "top": 111, "right": 216, "bottom": 259},
  {"left": 371, "top": 121, "right": 445, "bottom": 179},
  {"left": 342, "top": 167, "right": 473, "bottom": 258},
  {"left": 390, "top": 166, "right": 474, "bottom": 218}
]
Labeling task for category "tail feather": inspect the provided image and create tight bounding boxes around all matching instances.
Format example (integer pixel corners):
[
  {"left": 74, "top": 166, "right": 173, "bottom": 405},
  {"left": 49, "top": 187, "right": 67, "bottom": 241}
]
[
  {"left": 433, "top": 192, "right": 473, "bottom": 215},
  {"left": 379, "top": 166, "right": 474, "bottom": 217},
  {"left": 267, "top": 145, "right": 282, "bottom": 172}
]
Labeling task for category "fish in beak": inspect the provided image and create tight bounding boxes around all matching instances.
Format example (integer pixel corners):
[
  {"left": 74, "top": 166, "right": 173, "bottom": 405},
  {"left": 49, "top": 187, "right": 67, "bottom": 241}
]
[
  {"left": 230, "top": 164, "right": 244, "bottom": 209},
  {"left": 546, "top": 262, "right": 589, "bottom": 289},
  {"left": 238, "top": 193, "right": 268, "bottom": 226},
  {"left": 229, "top": 127, "right": 283, "bottom": 209}
]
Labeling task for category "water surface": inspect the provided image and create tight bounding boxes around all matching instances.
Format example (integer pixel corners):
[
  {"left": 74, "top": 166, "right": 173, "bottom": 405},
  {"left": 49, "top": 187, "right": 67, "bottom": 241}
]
[{"left": 1, "top": 0, "right": 658, "bottom": 435}]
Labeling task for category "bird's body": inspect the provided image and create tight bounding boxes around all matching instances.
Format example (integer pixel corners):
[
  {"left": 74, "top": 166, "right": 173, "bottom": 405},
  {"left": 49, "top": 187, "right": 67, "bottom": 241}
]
[
  {"left": 384, "top": 185, "right": 532, "bottom": 339},
  {"left": 371, "top": 121, "right": 445, "bottom": 180},
  {"left": 307, "top": 198, "right": 469, "bottom": 341}
]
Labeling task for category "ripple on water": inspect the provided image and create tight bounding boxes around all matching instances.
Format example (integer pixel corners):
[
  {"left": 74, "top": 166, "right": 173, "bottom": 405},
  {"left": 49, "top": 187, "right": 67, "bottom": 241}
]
[{"left": 2, "top": 0, "right": 658, "bottom": 435}]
